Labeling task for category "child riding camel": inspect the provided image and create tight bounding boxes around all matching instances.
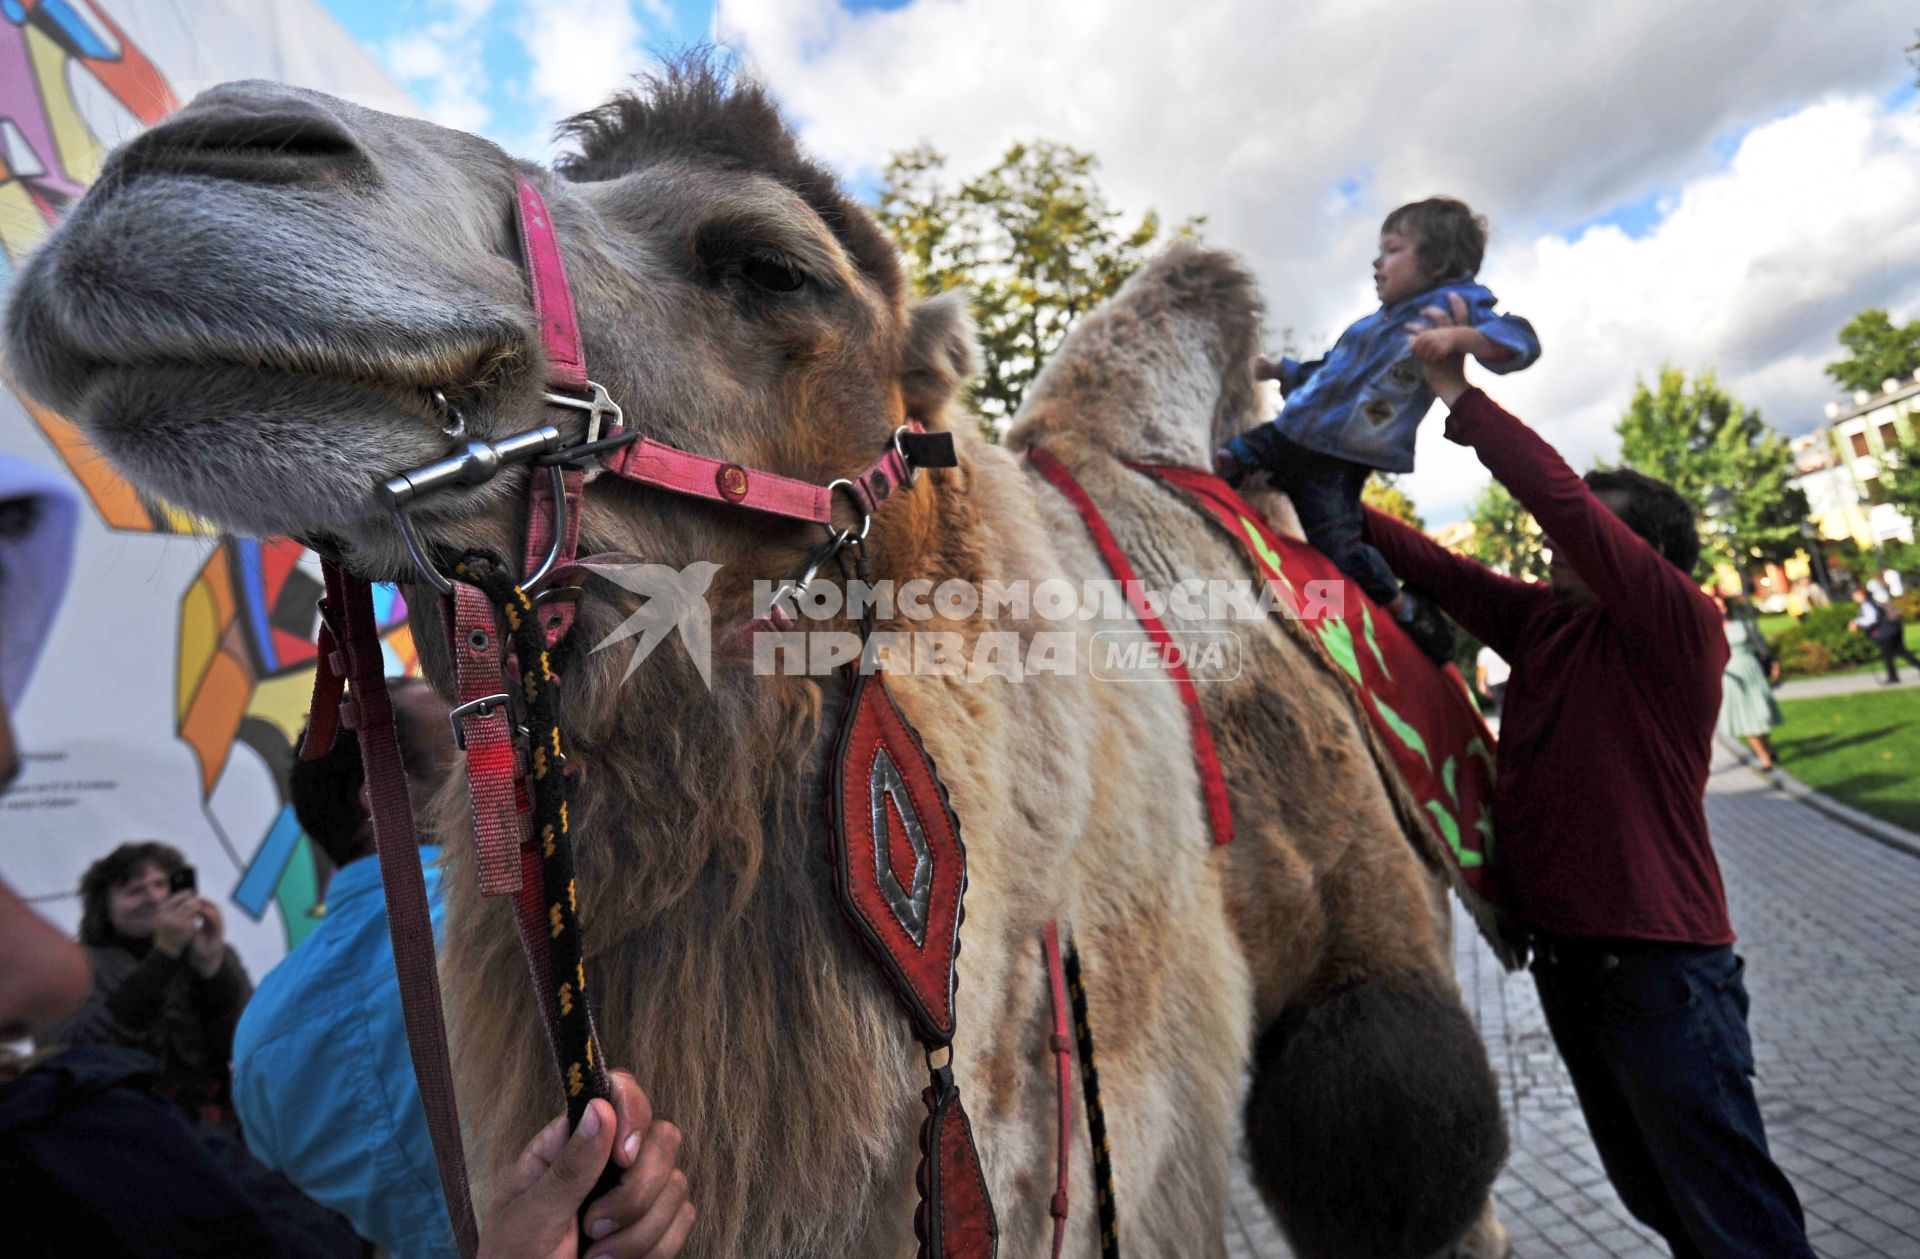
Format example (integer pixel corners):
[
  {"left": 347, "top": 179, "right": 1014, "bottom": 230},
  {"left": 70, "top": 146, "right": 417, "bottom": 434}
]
[{"left": 1216, "top": 196, "right": 1539, "bottom": 662}]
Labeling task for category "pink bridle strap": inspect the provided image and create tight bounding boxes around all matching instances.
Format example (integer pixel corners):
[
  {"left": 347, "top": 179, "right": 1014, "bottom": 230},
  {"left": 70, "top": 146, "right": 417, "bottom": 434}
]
[
  {"left": 516, "top": 175, "right": 588, "bottom": 395},
  {"left": 595, "top": 423, "right": 947, "bottom": 527}
]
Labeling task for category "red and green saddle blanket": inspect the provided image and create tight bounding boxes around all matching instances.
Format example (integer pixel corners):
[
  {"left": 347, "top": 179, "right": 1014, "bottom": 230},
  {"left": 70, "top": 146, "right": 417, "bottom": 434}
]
[{"left": 1135, "top": 464, "right": 1509, "bottom": 956}]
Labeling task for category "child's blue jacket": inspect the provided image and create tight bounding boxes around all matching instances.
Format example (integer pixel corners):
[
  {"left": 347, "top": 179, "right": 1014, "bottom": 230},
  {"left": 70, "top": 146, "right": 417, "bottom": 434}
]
[{"left": 1229, "top": 281, "right": 1539, "bottom": 473}]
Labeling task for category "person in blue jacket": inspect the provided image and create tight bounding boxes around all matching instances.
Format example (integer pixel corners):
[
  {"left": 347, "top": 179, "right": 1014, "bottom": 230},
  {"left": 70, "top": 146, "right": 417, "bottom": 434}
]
[
  {"left": 231, "top": 678, "right": 461, "bottom": 1258},
  {"left": 1217, "top": 196, "right": 1540, "bottom": 661}
]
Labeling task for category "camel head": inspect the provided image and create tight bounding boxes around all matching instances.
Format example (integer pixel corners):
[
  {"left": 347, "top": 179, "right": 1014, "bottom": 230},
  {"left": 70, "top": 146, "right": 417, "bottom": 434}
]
[{"left": 5, "top": 60, "right": 977, "bottom": 593}]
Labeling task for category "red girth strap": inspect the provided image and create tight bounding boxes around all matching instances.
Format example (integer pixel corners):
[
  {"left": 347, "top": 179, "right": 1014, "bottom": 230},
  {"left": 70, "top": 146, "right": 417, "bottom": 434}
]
[
  {"left": 306, "top": 560, "right": 481, "bottom": 1259},
  {"left": 1026, "top": 447, "right": 1234, "bottom": 847}
]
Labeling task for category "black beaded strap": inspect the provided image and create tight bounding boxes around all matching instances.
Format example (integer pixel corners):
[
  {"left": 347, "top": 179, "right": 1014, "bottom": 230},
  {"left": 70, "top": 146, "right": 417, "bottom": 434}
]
[
  {"left": 453, "top": 552, "right": 610, "bottom": 1128},
  {"left": 1065, "top": 938, "right": 1119, "bottom": 1258}
]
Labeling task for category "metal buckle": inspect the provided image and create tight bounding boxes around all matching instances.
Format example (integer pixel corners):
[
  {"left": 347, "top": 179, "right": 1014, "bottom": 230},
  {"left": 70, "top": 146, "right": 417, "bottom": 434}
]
[
  {"left": 891, "top": 424, "right": 920, "bottom": 487},
  {"left": 448, "top": 692, "right": 527, "bottom": 751},
  {"left": 541, "top": 380, "right": 622, "bottom": 446},
  {"left": 823, "top": 477, "right": 872, "bottom": 547},
  {"left": 766, "top": 538, "right": 844, "bottom": 623}
]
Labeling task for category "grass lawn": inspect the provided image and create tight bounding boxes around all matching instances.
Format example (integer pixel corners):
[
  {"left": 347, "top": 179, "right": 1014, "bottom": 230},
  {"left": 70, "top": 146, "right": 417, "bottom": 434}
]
[{"left": 1774, "top": 688, "right": 1920, "bottom": 834}]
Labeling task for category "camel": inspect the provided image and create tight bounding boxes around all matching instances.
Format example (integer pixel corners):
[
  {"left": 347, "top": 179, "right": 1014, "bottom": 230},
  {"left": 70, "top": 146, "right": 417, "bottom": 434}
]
[
  {"left": 6, "top": 62, "right": 1503, "bottom": 1258},
  {"left": 1005, "top": 244, "right": 1509, "bottom": 1258}
]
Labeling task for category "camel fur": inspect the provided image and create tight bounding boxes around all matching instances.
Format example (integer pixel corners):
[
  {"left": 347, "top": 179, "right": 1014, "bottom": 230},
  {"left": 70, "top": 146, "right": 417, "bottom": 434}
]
[
  {"left": 1007, "top": 243, "right": 1508, "bottom": 1257},
  {"left": 8, "top": 60, "right": 1503, "bottom": 1258}
]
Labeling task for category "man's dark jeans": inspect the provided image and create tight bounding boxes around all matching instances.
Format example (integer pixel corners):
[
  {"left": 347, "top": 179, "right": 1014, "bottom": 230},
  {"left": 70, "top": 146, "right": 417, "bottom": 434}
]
[
  {"left": 1233, "top": 428, "right": 1402, "bottom": 607},
  {"left": 1531, "top": 940, "right": 1815, "bottom": 1259}
]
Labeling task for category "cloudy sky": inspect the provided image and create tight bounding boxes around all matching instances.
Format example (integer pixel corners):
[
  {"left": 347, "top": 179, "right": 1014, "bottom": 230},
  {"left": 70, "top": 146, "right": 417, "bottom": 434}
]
[{"left": 321, "top": 0, "right": 1920, "bottom": 523}]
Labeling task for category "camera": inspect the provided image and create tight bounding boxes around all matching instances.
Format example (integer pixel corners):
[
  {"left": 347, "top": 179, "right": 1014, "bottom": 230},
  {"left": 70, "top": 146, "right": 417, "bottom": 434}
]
[{"left": 169, "top": 865, "right": 198, "bottom": 895}]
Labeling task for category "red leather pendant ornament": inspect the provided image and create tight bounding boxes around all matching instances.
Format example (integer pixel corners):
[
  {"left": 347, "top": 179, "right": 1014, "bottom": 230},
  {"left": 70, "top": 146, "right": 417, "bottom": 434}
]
[
  {"left": 915, "top": 1067, "right": 999, "bottom": 1259},
  {"left": 829, "top": 667, "right": 969, "bottom": 1044}
]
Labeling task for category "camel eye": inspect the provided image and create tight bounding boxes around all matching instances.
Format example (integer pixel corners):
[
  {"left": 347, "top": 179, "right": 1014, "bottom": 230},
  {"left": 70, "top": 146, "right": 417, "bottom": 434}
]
[{"left": 739, "top": 253, "right": 805, "bottom": 293}]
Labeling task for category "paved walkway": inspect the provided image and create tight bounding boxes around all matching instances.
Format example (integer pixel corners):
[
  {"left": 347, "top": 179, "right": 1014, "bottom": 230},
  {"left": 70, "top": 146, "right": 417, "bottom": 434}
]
[
  {"left": 1776, "top": 670, "right": 1920, "bottom": 702},
  {"left": 1225, "top": 745, "right": 1920, "bottom": 1258}
]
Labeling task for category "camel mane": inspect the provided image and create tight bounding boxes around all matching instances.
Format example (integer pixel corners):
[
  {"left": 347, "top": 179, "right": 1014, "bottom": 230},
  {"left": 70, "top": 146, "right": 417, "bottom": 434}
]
[{"left": 554, "top": 54, "right": 904, "bottom": 303}]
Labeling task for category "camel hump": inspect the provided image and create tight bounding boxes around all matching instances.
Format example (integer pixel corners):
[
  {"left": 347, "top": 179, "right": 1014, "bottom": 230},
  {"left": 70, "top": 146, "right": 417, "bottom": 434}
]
[{"left": 1007, "top": 242, "right": 1267, "bottom": 468}]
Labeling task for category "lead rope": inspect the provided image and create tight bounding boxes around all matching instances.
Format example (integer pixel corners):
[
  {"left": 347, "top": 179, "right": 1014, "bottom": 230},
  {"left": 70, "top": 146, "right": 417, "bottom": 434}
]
[
  {"left": 452, "top": 553, "right": 617, "bottom": 1184},
  {"left": 1064, "top": 938, "right": 1119, "bottom": 1258},
  {"left": 1042, "top": 923, "right": 1073, "bottom": 1259}
]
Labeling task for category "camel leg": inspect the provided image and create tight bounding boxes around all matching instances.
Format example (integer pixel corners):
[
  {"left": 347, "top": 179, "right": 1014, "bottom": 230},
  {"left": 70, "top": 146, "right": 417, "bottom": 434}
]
[
  {"left": 1240, "top": 834, "right": 1506, "bottom": 1259},
  {"left": 1453, "top": 1197, "right": 1513, "bottom": 1259}
]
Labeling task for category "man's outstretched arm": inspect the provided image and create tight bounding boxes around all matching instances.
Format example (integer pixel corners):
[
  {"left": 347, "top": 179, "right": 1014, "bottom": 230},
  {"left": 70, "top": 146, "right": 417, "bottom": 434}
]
[{"left": 1364, "top": 507, "right": 1540, "bottom": 659}]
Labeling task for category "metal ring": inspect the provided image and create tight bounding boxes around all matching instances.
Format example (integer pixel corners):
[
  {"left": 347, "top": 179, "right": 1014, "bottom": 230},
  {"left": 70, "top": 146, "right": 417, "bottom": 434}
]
[
  {"left": 521, "top": 464, "right": 571, "bottom": 590},
  {"left": 823, "top": 477, "right": 872, "bottom": 546},
  {"left": 387, "top": 462, "right": 569, "bottom": 596},
  {"left": 431, "top": 389, "right": 467, "bottom": 441},
  {"left": 390, "top": 503, "right": 456, "bottom": 595}
]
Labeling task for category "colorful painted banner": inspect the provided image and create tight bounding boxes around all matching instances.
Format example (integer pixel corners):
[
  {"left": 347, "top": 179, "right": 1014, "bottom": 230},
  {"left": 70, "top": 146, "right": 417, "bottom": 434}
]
[
  {"left": 1138, "top": 465, "right": 1507, "bottom": 944},
  {"left": 1, "top": 0, "right": 417, "bottom": 974}
]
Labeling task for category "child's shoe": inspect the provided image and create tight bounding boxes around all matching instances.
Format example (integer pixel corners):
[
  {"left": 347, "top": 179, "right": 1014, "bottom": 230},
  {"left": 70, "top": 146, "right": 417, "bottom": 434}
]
[
  {"left": 1396, "top": 589, "right": 1456, "bottom": 665},
  {"left": 1213, "top": 446, "right": 1252, "bottom": 487}
]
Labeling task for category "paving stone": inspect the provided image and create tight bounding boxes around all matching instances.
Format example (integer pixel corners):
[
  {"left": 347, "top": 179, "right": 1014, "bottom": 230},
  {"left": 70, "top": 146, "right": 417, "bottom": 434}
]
[{"left": 1225, "top": 745, "right": 1920, "bottom": 1257}]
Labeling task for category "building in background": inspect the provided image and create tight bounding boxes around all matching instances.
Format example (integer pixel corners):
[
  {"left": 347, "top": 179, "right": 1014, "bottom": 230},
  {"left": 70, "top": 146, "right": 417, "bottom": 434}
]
[{"left": 1795, "top": 370, "right": 1920, "bottom": 553}]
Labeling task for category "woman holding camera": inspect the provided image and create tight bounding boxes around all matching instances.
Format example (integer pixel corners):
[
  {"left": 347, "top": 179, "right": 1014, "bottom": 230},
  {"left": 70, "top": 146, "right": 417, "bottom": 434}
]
[{"left": 49, "top": 841, "right": 252, "bottom": 1130}]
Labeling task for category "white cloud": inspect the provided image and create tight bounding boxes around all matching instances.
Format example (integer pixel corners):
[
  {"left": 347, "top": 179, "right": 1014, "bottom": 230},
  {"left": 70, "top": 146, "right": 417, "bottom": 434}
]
[
  {"left": 516, "top": 0, "right": 649, "bottom": 130},
  {"left": 381, "top": 0, "right": 499, "bottom": 136},
  {"left": 1415, "top": 97, "right": 1920, "bottom": 521},
  {"left": 715, "top": 0, "right": 1920, "bottom": 520}
]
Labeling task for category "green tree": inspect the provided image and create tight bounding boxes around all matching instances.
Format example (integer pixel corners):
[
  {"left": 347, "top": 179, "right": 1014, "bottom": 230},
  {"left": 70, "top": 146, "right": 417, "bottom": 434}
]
[
  {"left": 1825, "top": 308, "right": 1920, "bottom": 395},
  {"left": 1361, "top": 474, "right": 1424, "bottom": 529},
  {"left": 1614, "top": 367, "right": 1807, "bottom": 584},
  {"left": 1464, "top": 481, "right": 1549, "bottom": 581},
  {"left": 874, "top": 141, "right": 1199, "bottom": 438},
  {"left": 1877, "top": 446, "right": 1920, "bottom": 524}
]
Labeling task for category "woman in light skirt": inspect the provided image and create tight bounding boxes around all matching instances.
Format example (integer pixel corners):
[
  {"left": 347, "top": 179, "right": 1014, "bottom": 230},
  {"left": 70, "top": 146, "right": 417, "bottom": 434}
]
[{"left": 1716, "top": 595, "right": 1782, "bottom": 770}]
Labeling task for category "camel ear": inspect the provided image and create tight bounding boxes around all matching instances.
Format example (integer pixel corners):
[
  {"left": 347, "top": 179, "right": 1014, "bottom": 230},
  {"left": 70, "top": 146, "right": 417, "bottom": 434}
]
[{"left": 901, "top": 291, "right": 979, "bottom": 422}]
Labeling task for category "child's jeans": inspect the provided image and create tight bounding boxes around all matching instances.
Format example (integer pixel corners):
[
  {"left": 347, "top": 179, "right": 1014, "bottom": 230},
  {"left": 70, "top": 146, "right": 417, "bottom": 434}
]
[{"left": 1230, "top": 430, "right": 1402, "bottom": 608}]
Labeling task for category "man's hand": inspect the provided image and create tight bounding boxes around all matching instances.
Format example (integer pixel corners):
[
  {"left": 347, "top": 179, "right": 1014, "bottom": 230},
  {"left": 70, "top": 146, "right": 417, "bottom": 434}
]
[
  {"left": 187, "top": 898, "right": 226, "bottom": 978},
  {"left": 1404, "top": 291, "right": 1475, "bottom": 406},
  {"left": 151, "top": 891, "right": 200, "bottom": 959},
  {"left": 480, "top": 1071, "right": 694, "bottom": 1259}
]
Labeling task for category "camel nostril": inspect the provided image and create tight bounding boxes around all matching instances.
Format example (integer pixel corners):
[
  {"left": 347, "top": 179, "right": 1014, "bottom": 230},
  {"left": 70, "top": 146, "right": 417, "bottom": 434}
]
[{"left": 115, "top": 104, "right": 366, "bottom": 185}]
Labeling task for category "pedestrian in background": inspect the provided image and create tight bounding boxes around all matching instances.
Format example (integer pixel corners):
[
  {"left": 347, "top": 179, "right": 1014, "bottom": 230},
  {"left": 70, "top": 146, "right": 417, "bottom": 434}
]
[
  {"left": 50, "top": 841, "right": 252, "bottom": 1131},
  {"left": 1852, "top": 587, "right": 1920, "bottom": 685},
  {"left": 1475, "top": 643, "right": 1511, "bottom": 719},
  {"left": 1715, "top": 595, "right": 1781, "bottom": 771}
]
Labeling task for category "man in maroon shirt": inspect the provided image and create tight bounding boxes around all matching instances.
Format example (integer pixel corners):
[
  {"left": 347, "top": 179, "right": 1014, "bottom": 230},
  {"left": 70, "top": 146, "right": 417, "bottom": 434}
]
[{"left": 1359, "top": 296, "right": 1815, "bottom": 1259}]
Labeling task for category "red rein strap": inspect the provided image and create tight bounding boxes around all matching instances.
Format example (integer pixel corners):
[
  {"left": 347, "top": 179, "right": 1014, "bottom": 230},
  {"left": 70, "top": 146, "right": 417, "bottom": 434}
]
[
  {"left": 1026, "top": 447, "right": 1234, "bottom": 847},
  {"left": 307, "top": 562, "right": 482, "bottom": 1259},
  {"left": 1043, "top": 922, "right": 1073, "bottom": 1258}
]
